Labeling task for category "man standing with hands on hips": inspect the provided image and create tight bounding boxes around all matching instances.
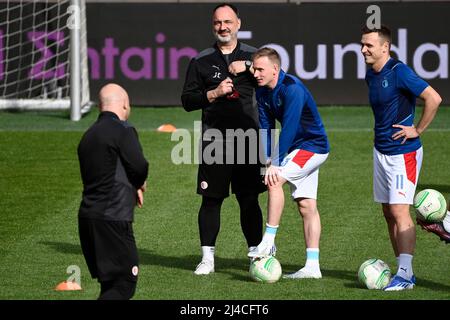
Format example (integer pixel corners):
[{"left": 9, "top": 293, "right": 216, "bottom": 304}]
[{"left": 361, "top": 25, "right": 441, "bottom": 291}]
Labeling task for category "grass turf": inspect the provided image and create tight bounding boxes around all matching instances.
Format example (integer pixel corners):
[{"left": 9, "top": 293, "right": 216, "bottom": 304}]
[{"left": 0, "top": 106, "right": 449, "bottom": 300}]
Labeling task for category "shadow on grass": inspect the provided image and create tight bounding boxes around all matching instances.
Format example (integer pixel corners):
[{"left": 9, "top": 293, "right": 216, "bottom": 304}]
[
  {"left": 417, "top": 184, "right": 450, "bottom": 195},
  {"left": 40, "top": 242, "right": 450, "bottom": 292},
  {"left": 40, "top": 241, "right": 83, "bottom": 255},
  {"left": 415, "top": 277, "right": 450, "bottom": 292},
  {"left": 40, "top": 241, "right": 251, "bottom": 274},
  {"left": 139, "top": 248, "right": 252, "bottom": 276}
]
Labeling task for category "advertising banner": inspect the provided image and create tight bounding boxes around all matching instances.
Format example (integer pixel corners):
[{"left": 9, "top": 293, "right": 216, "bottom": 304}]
[{"left": 2, "top": 2, "right": 448, "bottom": 105}]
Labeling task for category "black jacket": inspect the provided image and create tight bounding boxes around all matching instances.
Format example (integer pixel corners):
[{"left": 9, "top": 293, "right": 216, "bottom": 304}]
[
  {"left": 77, "top": 111, "right": 148, "bottom": 221},
  {"left": 181, "top": 42, "right": 259, "bottom": 134}
]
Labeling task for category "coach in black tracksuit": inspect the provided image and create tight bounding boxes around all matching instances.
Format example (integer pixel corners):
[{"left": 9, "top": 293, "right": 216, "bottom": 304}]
[
  {"left": 181, "top": 3, "right": 265, "bottom": 275},
  {"left": 78, "top": 84, "right": 148, "bottom": 299}
]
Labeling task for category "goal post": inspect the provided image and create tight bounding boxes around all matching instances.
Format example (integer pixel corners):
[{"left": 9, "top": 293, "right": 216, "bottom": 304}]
[{"left": 0, "top": 0, "right": 91, "bottom": 121}]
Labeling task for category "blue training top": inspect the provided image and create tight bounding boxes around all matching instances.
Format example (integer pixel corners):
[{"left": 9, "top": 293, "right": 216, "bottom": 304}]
[
  {"left": 256, "top": 70, "right": 329, "bottom": 166},
  {"left": 365, "top": 58, "right": 428, "bottom": 155}
]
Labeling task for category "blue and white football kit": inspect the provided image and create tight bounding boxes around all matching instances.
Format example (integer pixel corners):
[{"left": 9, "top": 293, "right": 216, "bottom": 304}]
[
  {"left": 366, "top": 58, "right": 428, "bottom": 205},
  {"left": 257, "top": 70, "right": 329, "bottom": 199}
]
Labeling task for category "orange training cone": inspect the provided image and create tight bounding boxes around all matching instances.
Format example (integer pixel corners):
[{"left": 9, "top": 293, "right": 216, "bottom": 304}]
[
  {"left": 157, "top": 124, "right": 177, "bottom": 133},
  {"left": 55, "top": 281, "right": 82, "bottom": 291}
]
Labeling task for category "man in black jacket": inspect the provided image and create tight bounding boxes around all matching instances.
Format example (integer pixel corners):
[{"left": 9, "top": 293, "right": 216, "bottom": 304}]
[
  {"left": 181, "top": 3, "right": 266, "bottom": 275},
  {"left": 78, "top": 83, "right": 148, "bottom": 299}
]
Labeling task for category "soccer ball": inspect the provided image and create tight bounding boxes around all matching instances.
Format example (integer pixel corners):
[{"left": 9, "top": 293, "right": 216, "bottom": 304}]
[
  {"left": 358, "top": 258, "right": 391, "bottom": 290},
  {"left": 414, "top": 189, "right": 447, "bottom": 222},
  {"left": 249, "top": 256, "right": 282, "bottom": 283}
]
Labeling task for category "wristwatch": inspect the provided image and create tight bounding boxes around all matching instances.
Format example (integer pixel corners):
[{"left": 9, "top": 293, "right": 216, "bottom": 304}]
[{"left": 245, "top": 60, "right": 252, "bottom": 71}]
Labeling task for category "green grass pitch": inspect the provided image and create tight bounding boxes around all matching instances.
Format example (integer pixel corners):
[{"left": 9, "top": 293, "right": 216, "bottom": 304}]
[{"left": 0, "top": 106, "right": 449, "bottom": 300}]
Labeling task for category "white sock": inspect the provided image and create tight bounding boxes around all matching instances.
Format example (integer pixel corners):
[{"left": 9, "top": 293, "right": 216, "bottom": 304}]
[
  {"left": 201, "top": 246, "right": 215, "bottom": 262},
  {"left": 443, "top": 211, "right": 450, "bottom": 233},
  {"left": 304, "top": 248, "right": 320, "bottom": 269},
  {"left": 397, "top": 253, "right": 413, "bottom": 280},
  {"left": 261, "top": 223, "right": 278, "bottom": 245}
]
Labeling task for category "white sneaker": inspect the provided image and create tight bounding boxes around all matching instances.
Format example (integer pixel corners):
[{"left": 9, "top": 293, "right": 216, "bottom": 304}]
[
  {"left": 283, "top": 267, "right": 322, "bottom": 279},
  {"left": 247, "top": 242, "right": 277, "bottom": 258},
  {"left": 194, "top": 260, "right": 214, "bottom": 275}
]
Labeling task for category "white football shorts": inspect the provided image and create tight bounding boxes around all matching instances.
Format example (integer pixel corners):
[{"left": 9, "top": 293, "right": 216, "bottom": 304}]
[
  {"left": 373, "top": 147, "right": 423, "bottom": 204},
  {"left": 278, "top": 149, "right": 329, "bottom": 200}
]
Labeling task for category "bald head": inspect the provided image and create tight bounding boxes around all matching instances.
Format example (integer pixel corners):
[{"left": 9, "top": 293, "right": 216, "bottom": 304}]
[{"left": 98, "top": 83, "right": 130, "bottom": 120}]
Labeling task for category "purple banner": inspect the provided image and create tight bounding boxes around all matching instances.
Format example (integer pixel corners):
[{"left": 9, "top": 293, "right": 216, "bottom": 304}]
[
  {"left": 0, "top": 2, "right": 449, "bottom": 105},
  {"left": 88, "top": 34, "right": 197, "bottom": 81}
]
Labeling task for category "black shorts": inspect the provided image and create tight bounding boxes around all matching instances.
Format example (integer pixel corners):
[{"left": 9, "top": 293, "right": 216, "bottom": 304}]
[
  {"left": 78, "top": 218, "right": 139, "bottom": 282},
  {"left": 197, "top": 139, "right": 266, "bottom": 198}
]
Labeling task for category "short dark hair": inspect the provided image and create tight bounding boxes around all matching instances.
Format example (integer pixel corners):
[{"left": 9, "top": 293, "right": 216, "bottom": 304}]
[
  {"left": 213, "top": 3, "right": 239, "bottom": 18},
  {"left": 361, "top": 24, "right": 392, "bottom": 45},
  {"left": 252, "top": 47, "right": 281, "bottom": 66}
]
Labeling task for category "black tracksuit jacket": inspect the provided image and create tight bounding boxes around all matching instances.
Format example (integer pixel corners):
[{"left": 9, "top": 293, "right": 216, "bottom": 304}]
[
  {"left": 77, "top": 111, "right": 148, "bottom": 221},
  {"left": 181, "top": 41, "right": 260, "bottom": 134}
]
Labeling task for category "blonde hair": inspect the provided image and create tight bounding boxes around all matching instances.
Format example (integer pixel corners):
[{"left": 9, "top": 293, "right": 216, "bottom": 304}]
[{"left": 252, "top": 47, "right": 281, "bottom": 66}]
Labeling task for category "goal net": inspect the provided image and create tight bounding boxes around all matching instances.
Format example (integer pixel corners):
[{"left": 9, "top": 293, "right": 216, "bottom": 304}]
[{"left": 0, "top": 0, "right": 91, "bottom": 121}]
